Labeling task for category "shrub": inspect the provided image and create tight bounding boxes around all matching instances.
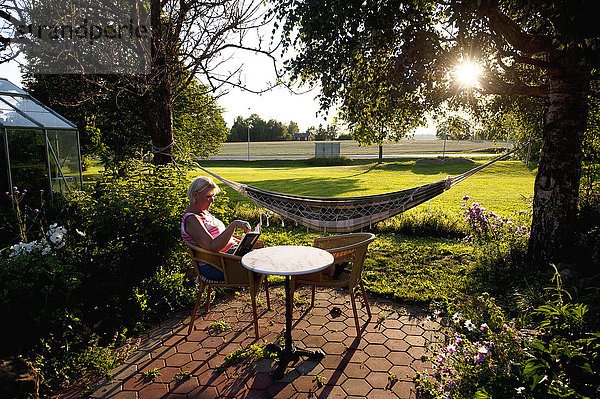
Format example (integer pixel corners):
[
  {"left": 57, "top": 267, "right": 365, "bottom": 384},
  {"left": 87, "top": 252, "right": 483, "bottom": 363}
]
[
  {"left": 305, "top": 156, "right": 353, "bottom": 166},
  {"left": 0, "top": 160, "right": 235, "bottom": 393},
  {"left": 376, "top": 208, "right": 466, "bottom": 238},
  {"left": 416, "top": 268, "right": 600, "bottom": 399}
]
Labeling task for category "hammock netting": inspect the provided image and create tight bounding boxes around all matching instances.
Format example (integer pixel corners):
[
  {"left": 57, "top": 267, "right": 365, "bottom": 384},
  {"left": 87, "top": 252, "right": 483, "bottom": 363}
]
[{"left": 189, "top": 149, "right": 517, "bottom": 233}]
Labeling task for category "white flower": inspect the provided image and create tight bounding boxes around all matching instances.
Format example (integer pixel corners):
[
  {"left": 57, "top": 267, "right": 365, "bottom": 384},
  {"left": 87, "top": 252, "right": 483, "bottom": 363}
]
[
  {"left": 464, "top": 319, "right": 476, "bottom": 331},
  {"left": 452, "top": 312, "right": 462, "bottom": 324},
  {"left": 76, "top": 229, "right": 86, "bottom": 237},
  {"left": 41, "top": 246, "right": 51, "bottom": 255},
  {"left": 516, "top": 387, "right": 525, "bottom": 394}
]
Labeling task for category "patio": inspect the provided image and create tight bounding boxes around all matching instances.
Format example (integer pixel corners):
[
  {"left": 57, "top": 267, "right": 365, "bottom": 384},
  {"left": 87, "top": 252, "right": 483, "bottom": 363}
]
[{"left": 89, "top": 285, "right": 442, "bottom": 398}]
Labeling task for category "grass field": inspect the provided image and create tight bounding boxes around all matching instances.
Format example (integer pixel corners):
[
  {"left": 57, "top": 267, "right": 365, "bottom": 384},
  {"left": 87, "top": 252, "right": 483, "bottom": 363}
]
[
  {"left": 219, "top": 139, "right": 509, "bottom": 156},
  {"left": 195, "top": 156, "right": 538, "bottom": 308},
  {"left": 192, "top": 157, "right": 535, "bottom": 217}
]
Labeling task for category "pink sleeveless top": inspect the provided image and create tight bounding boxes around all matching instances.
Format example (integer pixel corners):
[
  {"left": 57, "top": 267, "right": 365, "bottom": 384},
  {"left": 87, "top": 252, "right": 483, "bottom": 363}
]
[{"left": 181, "top": 211, "right": 234, "bottom": 253}]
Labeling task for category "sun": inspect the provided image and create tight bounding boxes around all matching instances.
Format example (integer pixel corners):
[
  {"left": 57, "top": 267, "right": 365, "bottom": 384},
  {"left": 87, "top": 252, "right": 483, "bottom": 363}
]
[{"left": 454, "top": 60, "right": 481, "bottom": 88}]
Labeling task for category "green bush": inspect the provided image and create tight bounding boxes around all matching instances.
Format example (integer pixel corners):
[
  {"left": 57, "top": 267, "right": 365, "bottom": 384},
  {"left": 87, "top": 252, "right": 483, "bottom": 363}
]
[
  {"left": 376, "top": 208, "right": 466, "bottom": 238},
  {"left": 305, "top": 156, "right": 353, "bottom": 166},
  {"left": 416, "top": 269, "right": 600, "bottom": 399},
  {"left": 0, "top": 160, "right": 239, "bottom": 393}
]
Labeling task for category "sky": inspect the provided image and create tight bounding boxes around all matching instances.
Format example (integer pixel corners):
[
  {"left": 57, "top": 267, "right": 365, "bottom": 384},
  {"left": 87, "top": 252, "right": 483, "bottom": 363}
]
[
  {"left": 1, "top": 45, "right": 435, "bottom": 136},
  {"left": 1, "top": 54, "right": 334, "bottom": 132}
]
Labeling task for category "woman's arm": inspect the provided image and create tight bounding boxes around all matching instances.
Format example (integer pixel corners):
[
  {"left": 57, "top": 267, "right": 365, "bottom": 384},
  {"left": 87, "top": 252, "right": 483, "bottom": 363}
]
[{"left": 186, "top": 216, "right": 251, "bottom": 252}]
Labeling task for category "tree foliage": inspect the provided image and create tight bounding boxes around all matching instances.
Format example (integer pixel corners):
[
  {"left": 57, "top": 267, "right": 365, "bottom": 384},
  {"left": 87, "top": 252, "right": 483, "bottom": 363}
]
[
  {"left": 312, "top": 124, "right": 338, "bottom": 141},
  {"left": 436, "top": 116, "right": 472, "bottom": 141},
  {"left": 24, "top": 74, "right": 227, "bottom": 165},
  {"left": 273, "top": 0, "right": 600, "bottom": 270},
  {"left": 227, "top": 114, "right": 292, "bottom": 142}
]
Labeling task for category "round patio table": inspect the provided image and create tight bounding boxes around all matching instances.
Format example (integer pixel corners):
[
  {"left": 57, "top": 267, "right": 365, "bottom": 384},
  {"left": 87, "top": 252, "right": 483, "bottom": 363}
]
[{"left": 242, "top": 245, "right": 334, "bottom": 380}]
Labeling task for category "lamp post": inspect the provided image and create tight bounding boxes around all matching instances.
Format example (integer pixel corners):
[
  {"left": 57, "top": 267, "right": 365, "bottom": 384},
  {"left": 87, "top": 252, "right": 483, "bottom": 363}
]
[
  {"left": 442, "top": 132, "right": 447, "bottom": 157},
  {"left": 247, "top": 108, "right": 251, "bottom": 161}
]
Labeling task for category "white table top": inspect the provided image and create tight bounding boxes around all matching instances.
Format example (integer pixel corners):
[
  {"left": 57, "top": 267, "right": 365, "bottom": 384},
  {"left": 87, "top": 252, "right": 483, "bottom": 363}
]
[{"left": 241, "top": 245, "right": 334, "bottom": 276}]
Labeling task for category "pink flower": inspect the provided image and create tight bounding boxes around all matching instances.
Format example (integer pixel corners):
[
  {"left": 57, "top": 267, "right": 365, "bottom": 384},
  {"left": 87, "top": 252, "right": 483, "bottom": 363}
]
[{"left": 446, "top": 344, "right": 457, "bottom": 353}]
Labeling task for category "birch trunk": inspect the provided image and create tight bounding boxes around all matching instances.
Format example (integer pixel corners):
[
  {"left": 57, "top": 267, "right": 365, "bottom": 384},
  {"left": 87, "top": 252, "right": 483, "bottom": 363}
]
[{"left": 528, "top": 53, "right": 588, "bottom": 269}]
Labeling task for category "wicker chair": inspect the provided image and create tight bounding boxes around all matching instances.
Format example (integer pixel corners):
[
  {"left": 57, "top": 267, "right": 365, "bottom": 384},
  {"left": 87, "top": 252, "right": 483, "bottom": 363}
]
[
  {"left": 291, "top": 233, "right": 375, "bottom": 338},
  {"left": 185, "top": 240, "right": 270, "bottom": 338}
]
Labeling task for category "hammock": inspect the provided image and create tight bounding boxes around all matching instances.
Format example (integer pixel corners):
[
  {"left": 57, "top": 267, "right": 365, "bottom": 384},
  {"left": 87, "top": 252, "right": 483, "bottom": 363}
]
[{"left": 191, "top": 149, "right": 517, "bottom": 233}]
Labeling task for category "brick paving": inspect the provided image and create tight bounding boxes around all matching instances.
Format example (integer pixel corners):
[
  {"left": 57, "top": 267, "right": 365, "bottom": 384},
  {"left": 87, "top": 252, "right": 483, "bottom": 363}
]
[{"left": 90, "top": 285, "right": 442, "bottom": 398}]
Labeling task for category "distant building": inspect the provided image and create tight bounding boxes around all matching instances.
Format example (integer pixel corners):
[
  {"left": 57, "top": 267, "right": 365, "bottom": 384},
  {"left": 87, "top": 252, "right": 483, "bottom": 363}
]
[{"left": 293, "top": 132, "right": 311, "bottom": 141}]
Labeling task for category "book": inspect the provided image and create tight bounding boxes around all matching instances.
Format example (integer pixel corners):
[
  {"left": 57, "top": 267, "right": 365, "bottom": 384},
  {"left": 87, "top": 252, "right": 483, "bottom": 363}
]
[{"left": 233, "top": 223, "right": 261, "bottom": 257}]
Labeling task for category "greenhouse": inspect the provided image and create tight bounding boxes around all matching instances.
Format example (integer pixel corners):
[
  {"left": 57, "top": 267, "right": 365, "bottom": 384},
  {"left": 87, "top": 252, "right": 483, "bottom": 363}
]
[{"left": 0, "top": 78, "right": 82, "bottom": 198}]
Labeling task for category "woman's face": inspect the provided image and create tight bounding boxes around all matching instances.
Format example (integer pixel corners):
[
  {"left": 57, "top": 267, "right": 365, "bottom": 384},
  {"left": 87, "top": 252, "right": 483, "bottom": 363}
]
[{"left": 194, "top": 188, "right": 217, "bottom": 211}]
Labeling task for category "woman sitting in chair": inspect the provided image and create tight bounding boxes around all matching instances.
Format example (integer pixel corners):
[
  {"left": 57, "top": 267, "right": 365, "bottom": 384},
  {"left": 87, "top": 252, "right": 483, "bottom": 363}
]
[{"left": 181, "top": 176, "right": 252, "bottom": 281}]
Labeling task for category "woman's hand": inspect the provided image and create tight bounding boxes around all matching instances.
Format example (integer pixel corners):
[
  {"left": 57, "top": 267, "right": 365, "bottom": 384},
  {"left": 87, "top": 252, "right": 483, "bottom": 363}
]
[{"left": 231, "top": 220, "right": 251, "bottom": 233}]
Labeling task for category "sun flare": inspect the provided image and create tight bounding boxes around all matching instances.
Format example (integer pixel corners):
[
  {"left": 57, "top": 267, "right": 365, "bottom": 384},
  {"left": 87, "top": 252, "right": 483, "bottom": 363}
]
[{"left": 454, "top": 60, "right": 481, "bottom": 88}]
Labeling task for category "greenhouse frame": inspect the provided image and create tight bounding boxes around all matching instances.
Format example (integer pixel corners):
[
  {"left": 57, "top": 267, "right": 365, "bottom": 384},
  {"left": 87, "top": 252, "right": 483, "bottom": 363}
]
[{"left": 0, "top": 78, "right": 82, "bottom": 198}]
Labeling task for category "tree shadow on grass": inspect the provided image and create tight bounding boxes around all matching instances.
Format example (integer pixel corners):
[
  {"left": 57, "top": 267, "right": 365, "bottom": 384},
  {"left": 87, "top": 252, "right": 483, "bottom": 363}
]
[{"left": 232, "top": 176, "right": 366, "bottom": 198}]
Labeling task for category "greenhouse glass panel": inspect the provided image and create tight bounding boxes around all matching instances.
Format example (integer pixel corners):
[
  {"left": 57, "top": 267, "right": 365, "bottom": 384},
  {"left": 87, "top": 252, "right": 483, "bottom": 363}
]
[
  {"left": 0, "top": 79, "right": 28, "bottom": 95},
  {"left": 0, "top": 98, "right": 39, "bottom": 128},
  {"left": 6, "top": 129, "right": 49, "bottom": 193},
  {"left": 0, "top": 78, "right": 81, "bottom": 197},
  {"left": 1, "top": 129, "right": 8, "bottom": 195},
  {"left": 48, "top": 130, "right": 81, "bottom": 193},
  {"left": 0, "top": 95, "right": 73, "bottom": 129}
]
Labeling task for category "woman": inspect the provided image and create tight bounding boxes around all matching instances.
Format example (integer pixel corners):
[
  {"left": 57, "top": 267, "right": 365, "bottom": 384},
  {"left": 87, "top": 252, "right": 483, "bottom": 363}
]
[{"left": 181, "top": 176, "right": 251, "bottom": 280}]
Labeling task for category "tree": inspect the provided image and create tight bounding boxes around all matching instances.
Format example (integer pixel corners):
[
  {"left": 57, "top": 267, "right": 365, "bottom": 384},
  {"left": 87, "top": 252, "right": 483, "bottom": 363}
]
[
  {"left": 436, "top": 116, "right": 472, "bottom": 141},
  {"left": 274, "top": 0, "right": 600, "bottom": 271},
  {"left": 173, "top": 80, "right": 228, "bottom": 159},
  {"left": 287, "top": 121, "right": 300, "bottom": 137},
  {"left": 24, "top": 74, "right": 227, "bottom": 164},
  {"left": 228, "top": 114, "right": 291, "bottom": 142},
  {"left": 1, "top": 0, "right": 274, "bottom": 165}
]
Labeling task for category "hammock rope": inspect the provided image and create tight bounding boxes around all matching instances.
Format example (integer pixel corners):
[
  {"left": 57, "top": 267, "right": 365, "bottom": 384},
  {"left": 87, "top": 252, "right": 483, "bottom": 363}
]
[{"left": 180, "top": 146, "right": 519, "bottom": 233}]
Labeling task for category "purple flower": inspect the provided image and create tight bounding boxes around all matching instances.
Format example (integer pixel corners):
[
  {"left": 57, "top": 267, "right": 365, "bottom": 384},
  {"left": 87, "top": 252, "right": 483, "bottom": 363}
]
[
  {"left": 462, "top": 195, "right": 470, "bottom": 201},
  {"left": 33, "top": 209, "right": 39, "bottom": 213},
  {"left": 474, "top": 353, "right": 486, "bottom": 363},
  {"left": 480, "top": 323, "right": 488, "bottom": 331}
]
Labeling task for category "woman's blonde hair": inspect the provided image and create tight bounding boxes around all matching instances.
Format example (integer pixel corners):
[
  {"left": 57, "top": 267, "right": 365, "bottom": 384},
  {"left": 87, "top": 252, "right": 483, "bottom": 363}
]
[{"left": 187, "top": 176, "right": 220, "bottom": 202}]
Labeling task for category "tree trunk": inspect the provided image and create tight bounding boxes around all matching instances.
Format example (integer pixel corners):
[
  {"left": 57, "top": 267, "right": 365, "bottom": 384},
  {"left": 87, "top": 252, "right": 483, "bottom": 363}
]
[
  {"left": 528, "top": 54, "right": 588, "bottom": 270},
  {"left": 148, "top": 0, "right": 174, "bottom": 165},
  {"left": 378, "top": 144, "right": 383, "bottom": 163},
  {"left": 148, "top": 81, "right": 174, "bottom": 165}
]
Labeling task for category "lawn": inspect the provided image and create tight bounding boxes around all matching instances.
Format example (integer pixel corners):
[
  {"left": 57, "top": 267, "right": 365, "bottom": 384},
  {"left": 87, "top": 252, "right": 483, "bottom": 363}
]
[
  {"left": 192, "top": 156, "right": 537, "bottom": 308},
  {"left": 219, "top": 139, "right": 507, "bottom": 156},
  {"left": 192, "top": 157, "right": 535, "bottom": 217}
]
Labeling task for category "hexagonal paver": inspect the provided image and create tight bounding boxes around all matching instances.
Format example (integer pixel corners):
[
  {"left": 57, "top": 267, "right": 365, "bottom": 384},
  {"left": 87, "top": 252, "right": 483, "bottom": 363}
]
[
  {"left": 342, "top": 378, "right": 372, "bottom": 397},
  {"left": 387, "top": 351, "right": 414, "bottom": 367},
  {"left": 364, "top": 344, "right": 390, "bottom": 358},
  {"left": 364, "top": 357, "right": 392, "bottom": 372},
  {"left": 322, "top": 342, "right": 346, "bottom": 355},
  {"left": 90, "top": 286, "right": 443, "bottom": 399},
  {"left": 302, "top": 335, "right": 327, "bottom": 348},
  {"left": 343, "top": 362, "right": 370, "bottom": 379},
  {"left": 362, "top": 332, "right": 388, "bottom": 345},
  {"left": 404, "top": 335, "right": 426, "bottom": 347},
  {"left": 165, "top": 353, "right": 192, "bottom": 367},
  {"left": 365, "top": 371, "right": 390, "bottom": 389},
  {"left": 384, "top": 338, "right": 410, "bottom": 352}
]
